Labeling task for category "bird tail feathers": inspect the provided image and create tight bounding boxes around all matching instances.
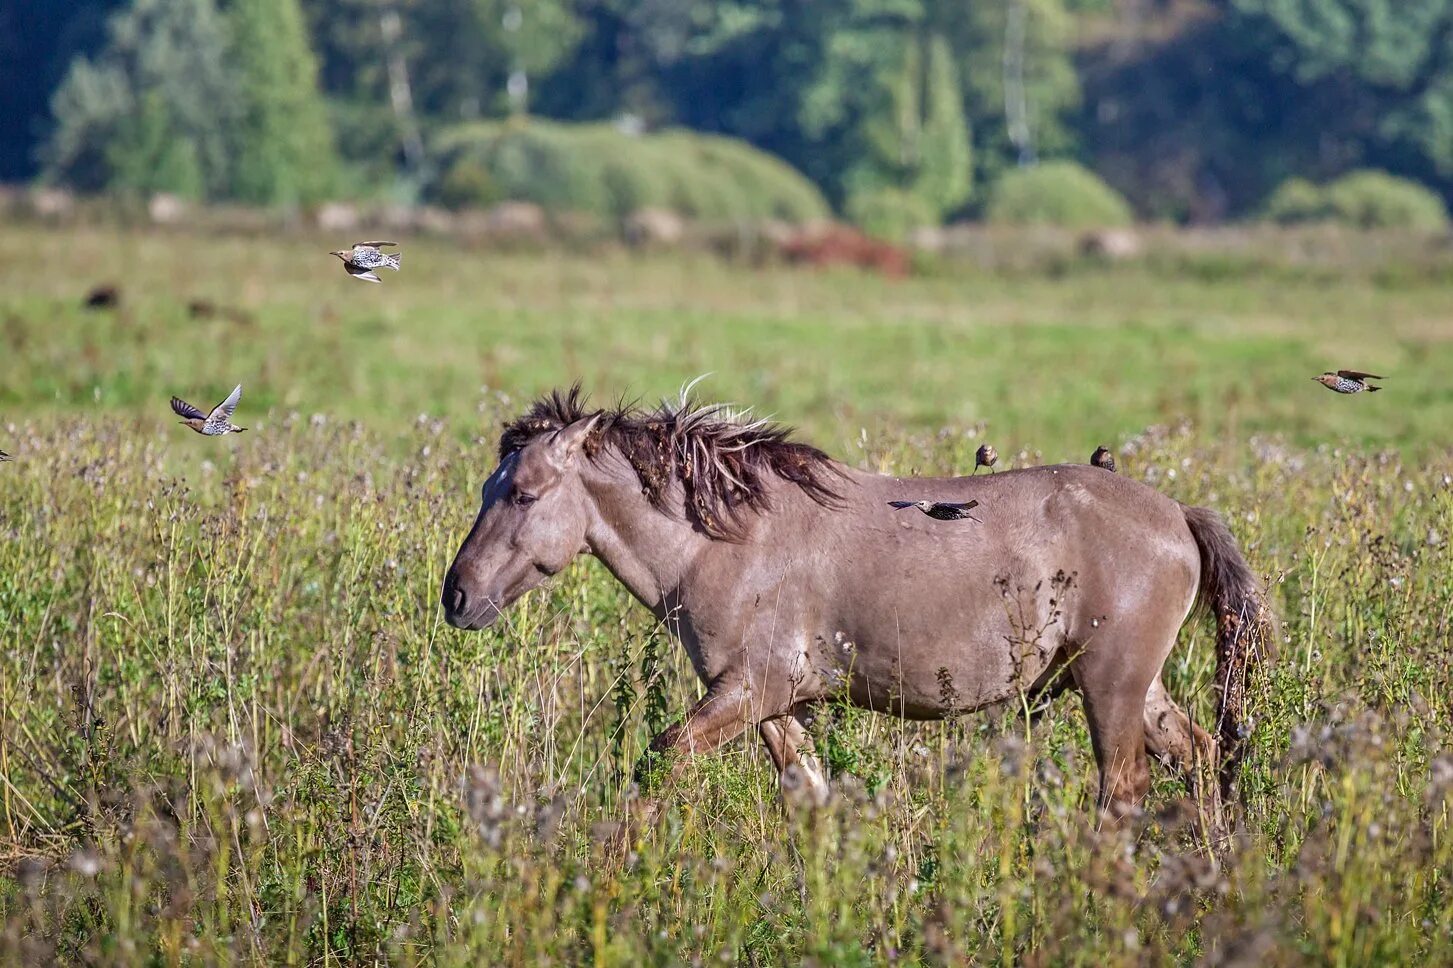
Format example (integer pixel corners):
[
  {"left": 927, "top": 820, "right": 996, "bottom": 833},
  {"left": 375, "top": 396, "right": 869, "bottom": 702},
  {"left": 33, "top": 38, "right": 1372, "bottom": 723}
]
[
  {"left": 1365, "top": 385, "right": 1381, "bottom": 392},
  {"left": 386, "top": 253, "right": 402, "bottom": 270}
]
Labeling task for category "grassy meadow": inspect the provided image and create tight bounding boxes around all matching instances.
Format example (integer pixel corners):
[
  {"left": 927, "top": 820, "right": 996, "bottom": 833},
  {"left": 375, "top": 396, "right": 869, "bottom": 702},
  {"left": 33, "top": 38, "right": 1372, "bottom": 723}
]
[{"left": 2, "top": 222, "right": 1453, "bottom": 964}]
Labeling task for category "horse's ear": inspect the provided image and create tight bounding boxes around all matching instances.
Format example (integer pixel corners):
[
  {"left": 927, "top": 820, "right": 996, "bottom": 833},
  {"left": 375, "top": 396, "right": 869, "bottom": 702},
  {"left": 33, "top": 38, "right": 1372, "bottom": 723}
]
[{"left": 546, "top": 412, "right": 602, "bottom": 465}]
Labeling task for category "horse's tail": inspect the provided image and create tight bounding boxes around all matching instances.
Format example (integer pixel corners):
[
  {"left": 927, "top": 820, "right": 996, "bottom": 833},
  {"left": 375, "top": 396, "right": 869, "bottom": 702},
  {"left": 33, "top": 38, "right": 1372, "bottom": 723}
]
[{"left": 1182, "top": 504, "right": 1275, "bottom": 799}]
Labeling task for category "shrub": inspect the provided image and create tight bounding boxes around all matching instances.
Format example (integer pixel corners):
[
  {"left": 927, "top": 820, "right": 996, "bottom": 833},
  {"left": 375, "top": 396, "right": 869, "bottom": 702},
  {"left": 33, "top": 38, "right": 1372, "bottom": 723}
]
[
  {"left": 984, "top": 161, "right": 1133, "bottom": 228},
  {"left": 1257, "top": 170, "right": 1449, "bottom": 230},
  {"left": 1260, "top": 177, "right": 1329, "bottom": 224},
  {"left": 845, "top": 188, "right": 939, "bottom": 241},
  {"left": 1324, "top": 170, "right": 1448, "bottom": 230},
  {"left": 429, "top": 121, "right": 829, "bottom": 224}
]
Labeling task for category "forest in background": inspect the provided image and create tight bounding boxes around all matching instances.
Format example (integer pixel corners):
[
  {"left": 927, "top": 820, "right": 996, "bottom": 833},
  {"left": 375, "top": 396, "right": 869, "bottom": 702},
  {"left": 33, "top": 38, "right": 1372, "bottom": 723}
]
[{"left": 7, "top": 1, "right": 1453, "bottom": 229}]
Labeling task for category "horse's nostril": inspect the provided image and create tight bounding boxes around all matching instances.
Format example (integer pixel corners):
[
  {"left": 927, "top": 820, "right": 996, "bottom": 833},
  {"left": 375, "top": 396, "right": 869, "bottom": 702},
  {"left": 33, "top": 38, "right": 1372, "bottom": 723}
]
[{"left": 446, "top": 582, "right": 466, "bottom": 616}]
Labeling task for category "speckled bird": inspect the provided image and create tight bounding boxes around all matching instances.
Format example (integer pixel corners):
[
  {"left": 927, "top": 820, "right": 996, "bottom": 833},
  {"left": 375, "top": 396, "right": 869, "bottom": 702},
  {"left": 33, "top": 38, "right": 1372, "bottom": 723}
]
[
  {"left": 1090, "top": 446, "right": 1116, "bottom": 472},
  {"left": 974, "top": 443, "right": 997, "bottom": 474},
  {"left": 889, "top": 499, "right": 981, "bottom": 521},
  {"left": 331, "top": 241, "right": 402, "bottom": 283},
  {"left": 1314, "top": 370, "right": 1383, "bottom": 394},
  {"left": 171, "top": 384, "right": 246, "bottom": 436}
]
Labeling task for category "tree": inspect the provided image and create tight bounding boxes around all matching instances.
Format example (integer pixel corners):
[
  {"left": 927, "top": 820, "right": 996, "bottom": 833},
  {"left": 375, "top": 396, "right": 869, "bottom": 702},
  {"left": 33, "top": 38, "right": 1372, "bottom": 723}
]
[
  {"left": 947, "top": 0, "right": 1079, "bottom": 184},
  {"left": 0, "top": 0, "right": 126, "bottom": 181},
  {"left": 227, "top": 0, "right": 337, "bottom": 204},
  {"left": 42, "top": 0, "right": 234, "bottom": 197},
  {"left": 1229, "top": 0, "right": 1453, "bottom": 180}
]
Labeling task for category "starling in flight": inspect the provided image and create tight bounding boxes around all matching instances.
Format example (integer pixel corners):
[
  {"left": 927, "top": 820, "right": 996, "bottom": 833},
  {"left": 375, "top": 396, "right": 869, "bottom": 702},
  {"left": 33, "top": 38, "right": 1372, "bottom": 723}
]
[
  {"left": 1090, "top": 446, "right": 1116, "bottom": 472},
  {"left": 171, "top": 384, "right": 246, "bottom": 436},
  {"left": 975, "top": 443, "right": 997, "bottom": 473},
  {"left": 889, "top": 499, "right": 981, "bottom": 521},
  {"left": 331, "top": 241, "right": 402, "bottom": 283},
  {"left": 1314, "top": 370, "right": 1383, "bottom": 394},
  {"left": 0, "top": 450, "right": 11, "bottom": 461}
]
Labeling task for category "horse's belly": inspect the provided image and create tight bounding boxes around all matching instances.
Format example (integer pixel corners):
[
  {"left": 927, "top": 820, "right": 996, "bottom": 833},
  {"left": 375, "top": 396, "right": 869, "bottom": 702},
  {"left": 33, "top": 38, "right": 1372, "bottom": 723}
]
[{"left": 815, "top": 618, "right": 1057, "bottom": 720}]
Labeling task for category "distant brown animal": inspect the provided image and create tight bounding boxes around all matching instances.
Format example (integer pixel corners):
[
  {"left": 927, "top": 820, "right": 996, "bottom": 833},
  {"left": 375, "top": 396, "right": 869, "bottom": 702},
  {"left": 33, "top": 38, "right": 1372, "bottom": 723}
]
[
  {"left": 442, "top": 387, "right": 1272, "bottom": 826},
  {"left": 779, "top": 224, "right": 909, "bottom": 278},
  {"left": 83, "top": 284, "right": 120, "bottom": 310}
]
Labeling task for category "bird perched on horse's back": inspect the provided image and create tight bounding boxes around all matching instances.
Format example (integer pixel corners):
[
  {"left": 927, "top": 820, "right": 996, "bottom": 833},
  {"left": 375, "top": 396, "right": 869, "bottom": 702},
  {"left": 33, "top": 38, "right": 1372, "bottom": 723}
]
[
  {"left": 1314, "top": 370, "right": 1383, "bottom": 394},
  {"left": 1091, "top": 446, "right": 1116, "bottom": 472},
  {"left": 331, "top": 241, "right": 402, "bottom": 283},
  {"left": 975, "top": 444, "right": 997, "bottom": 473}
]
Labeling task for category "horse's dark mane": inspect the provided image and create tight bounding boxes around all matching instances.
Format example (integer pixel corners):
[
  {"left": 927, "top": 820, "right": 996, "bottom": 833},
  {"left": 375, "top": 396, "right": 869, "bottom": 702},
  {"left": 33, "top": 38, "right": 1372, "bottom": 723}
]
[{"left": 499, "top": 384, "right": 843, "bottom": 540}]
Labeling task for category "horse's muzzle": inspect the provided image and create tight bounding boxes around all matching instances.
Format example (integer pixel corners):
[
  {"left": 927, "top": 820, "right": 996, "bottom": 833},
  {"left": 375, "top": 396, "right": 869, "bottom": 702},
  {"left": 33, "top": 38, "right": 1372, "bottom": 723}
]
[{"left": 441, "top": 574, "right": 502, "bottom": 630}]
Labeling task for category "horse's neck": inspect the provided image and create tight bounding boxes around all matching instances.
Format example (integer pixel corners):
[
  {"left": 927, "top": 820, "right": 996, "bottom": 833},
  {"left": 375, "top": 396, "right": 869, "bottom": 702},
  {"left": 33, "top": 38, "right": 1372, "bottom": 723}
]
[{"left": 581, "top": 456, "right": 710, "bottom": 616}]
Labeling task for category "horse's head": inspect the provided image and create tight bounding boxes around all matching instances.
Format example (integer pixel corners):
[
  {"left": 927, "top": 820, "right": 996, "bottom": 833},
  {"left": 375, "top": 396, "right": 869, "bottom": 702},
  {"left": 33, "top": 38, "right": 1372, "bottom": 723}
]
[{"left": 442, "top": 415, "right": 600, "bottom": 630}]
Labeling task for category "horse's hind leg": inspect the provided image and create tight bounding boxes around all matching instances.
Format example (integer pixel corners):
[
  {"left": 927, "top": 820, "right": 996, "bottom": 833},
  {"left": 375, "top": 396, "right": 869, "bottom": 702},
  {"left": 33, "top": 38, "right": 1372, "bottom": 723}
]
[
  {"left": 1143, "top": 675, "right": 1219, "bottom": 808},
  {"left": 1072, "top": 642, "right": 1159, "bottom": 827},
  {"left": 759, "top": 704, "right": 830, "bottom": 808}
]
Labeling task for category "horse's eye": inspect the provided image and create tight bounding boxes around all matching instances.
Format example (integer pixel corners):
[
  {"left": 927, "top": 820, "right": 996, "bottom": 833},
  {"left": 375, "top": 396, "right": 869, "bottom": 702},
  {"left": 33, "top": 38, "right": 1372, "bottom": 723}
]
[{"left": 514, "top": 492, "right": 538, "bottom": 507}]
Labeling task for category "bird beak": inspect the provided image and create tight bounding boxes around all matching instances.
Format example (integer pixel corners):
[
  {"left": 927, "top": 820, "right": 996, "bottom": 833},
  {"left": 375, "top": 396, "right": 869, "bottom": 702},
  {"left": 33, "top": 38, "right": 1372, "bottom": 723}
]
[{"left": 330, "top": 251, "right": 346, "bottom": 259}]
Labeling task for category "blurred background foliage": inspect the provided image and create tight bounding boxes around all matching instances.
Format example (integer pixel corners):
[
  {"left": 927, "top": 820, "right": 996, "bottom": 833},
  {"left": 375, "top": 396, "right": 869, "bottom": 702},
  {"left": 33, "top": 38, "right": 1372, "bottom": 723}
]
[{"left": 9, "top": 1, "right": 1453, "bottom": 228}]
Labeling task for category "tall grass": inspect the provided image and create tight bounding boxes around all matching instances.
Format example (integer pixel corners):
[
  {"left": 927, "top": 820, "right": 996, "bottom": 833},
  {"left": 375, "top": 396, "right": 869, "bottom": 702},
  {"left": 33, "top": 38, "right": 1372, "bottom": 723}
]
[{"left": 3, "top": 404, "right": 1452, "bottom": 964}]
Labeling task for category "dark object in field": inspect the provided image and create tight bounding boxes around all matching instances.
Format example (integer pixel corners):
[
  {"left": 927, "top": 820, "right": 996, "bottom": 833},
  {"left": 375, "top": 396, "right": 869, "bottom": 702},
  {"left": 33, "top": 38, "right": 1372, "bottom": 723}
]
[
  {"left": 778, "top": 224, "right": 908, "bottom": 278},
  {"left": 187, "top": 299, "right": 255, "bottom": 326},
  {"left": 442, "top": 384, "right": 1274, "bottom": 831},
  {"left": 0, "top": 449, "right": 11, "bottom": 461},
  {"left": 330, "top": 240, "right": 402, "bottom": 283},
  {"left": 889, "top": 499, "right": 981, "bottom": 521},
  {"left": 1314, "top": 370, "right": 1383, "bottom": 393},
  {"left": 83, "top": 284, "right": 120, "bottom": 310},
  {"left": 171, "top": 384, "right": 246, "bottom": 436},
  {"left": 975, "top": 443, "right": 997, "bottom": 473},
  {"left": 1091, "top": 446, "right": 1116, "bottom": 472}
]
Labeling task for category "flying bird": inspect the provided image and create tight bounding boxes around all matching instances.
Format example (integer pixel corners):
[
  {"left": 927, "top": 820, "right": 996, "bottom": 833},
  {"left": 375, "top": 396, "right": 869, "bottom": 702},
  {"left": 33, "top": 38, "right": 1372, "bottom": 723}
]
[
  {"left": 1314, "top": 370, "right": 1383, "bottom": 394},
  {"left": 975, "top": 444, "right": 997, "bottom": 474},
  {"left": 331, "top": 241, "right": 402, "bottom": 283},
  {"left": 171, "top": 384, "right": 246, "bottom": 436},
  {"left": 889, "top": 499, "right": 981, "bottom": 522},
  {"left": 1090, "top": 446, "right": 1116, "bottom": 472},
  {"left": 0, "top": 450, "right": 11, "bottom": 461}
]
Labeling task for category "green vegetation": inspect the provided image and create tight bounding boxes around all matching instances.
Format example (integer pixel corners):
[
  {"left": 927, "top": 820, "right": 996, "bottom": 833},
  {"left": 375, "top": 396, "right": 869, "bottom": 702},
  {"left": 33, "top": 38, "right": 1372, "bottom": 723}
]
[
  {"left": 984, "top": 160, "right": 1133, "bottom": 227},
  {"left": 1261, "top": 177, "right": 1329, "bottom": 225},
  {"left": 43, "top": 0, "right": 335, "bottom": 205},
  {"left": 22, "top": 2, "right": 1453, "bottom": 226},
  {"left": 1324, "top": 170, "right": 1451, "bottom": 229},
  {"left": 3, "top": 226, "right": 1453, "bottom": 962},
  {"left": 42, "top": 0, "right": 235, "bottom": 199},
  {"left": 225, "top": 0, "right": 337, "bottom": 205},
  {"left": 431, "top": 122, "right": 829, "bottom": 222},
  {"left": 1263, "top": 170, "right": 1450, "bottom": 229}
]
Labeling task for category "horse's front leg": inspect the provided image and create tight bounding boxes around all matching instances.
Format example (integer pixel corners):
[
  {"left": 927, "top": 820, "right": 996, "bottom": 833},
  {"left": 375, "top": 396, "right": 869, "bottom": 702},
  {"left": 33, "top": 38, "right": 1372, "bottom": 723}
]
[{"left": 627, "top": 681, "right": 752, "bottom": 825}]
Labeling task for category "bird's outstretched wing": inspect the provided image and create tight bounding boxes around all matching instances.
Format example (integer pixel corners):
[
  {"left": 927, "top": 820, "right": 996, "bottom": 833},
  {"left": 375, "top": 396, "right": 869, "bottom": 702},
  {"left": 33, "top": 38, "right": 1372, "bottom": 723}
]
[
  {"left": 171, "top": 397, "right": 207, "bottom": 421},
  {"left": 353, "top": 240, "right": 397, "bottom": 248},
  {"left": 1337, "top": 370, "right": 1383, "bottom": 381},
  {"left": 205, "top": 384, "right": 242, "bottom": 431},
  {"left": 943, "top": 500, "right": 980, "bottom": 512},
  {"left": 888, "top": 501, "right": 916, "bottom": 509},
  {"left": 345, "top": 263, "right": 382, "bottom": 282}
]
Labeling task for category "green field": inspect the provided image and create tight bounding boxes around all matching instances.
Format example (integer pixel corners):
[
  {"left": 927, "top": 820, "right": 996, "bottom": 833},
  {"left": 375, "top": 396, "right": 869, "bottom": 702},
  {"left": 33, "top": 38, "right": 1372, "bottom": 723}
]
[{"left": 3, "top": 224, "right": 1453, "bottom": 964}]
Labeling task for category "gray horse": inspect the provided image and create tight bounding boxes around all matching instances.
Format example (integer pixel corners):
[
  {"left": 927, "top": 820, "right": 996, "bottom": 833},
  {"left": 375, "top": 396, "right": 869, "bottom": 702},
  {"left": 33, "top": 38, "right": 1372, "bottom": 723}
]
[{"left": 443, "top": 387, "right": 1272, "bottom": 823}]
